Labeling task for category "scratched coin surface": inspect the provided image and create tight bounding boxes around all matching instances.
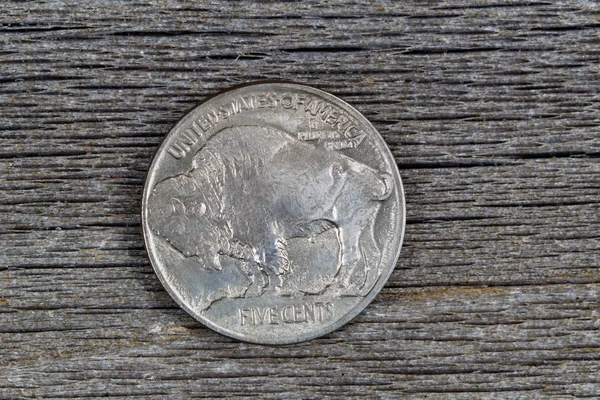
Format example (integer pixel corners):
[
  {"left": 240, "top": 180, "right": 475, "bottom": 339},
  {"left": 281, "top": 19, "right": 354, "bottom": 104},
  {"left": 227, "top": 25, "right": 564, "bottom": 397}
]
[{"left": 142, "top": 82, "right": 405, "bottom": 344}]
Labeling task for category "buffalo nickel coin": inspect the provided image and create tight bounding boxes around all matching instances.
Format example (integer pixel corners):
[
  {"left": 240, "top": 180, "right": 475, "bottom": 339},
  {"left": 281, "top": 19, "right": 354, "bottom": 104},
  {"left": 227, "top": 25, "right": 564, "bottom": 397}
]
[{"left": 142, "top": 82, "right": 405, "bottom": 344}]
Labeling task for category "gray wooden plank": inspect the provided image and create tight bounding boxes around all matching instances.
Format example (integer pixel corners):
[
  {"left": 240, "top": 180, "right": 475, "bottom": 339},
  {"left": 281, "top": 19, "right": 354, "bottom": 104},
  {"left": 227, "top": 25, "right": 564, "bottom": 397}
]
[{"left": 1, "top": 0, "right": 599, "bottom": 398}]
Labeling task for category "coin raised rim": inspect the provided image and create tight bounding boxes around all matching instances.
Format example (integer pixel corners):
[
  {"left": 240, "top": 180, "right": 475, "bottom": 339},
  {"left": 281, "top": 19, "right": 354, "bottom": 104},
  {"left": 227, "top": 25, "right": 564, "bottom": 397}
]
[{"left": 141, "top": 82, "right": 406, "bottom": 344}]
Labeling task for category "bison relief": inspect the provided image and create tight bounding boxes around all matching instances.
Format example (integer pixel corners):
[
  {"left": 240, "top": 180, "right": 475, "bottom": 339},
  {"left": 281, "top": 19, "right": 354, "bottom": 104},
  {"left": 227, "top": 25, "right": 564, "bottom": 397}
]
[{"left": 147, "top": 126, "right": 393, "bottom": 308}]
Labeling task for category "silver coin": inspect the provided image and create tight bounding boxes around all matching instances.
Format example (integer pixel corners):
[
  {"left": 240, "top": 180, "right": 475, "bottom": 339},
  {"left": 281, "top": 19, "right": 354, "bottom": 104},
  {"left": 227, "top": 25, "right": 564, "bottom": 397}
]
[{"left": 142, "top": 82, "right": 405, "bottom": 344}]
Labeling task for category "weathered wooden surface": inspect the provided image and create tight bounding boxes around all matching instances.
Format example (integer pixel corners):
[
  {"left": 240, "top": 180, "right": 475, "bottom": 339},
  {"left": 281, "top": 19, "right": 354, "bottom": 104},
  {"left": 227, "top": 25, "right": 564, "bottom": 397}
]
[{"left": 1, "top": 0, "right": 599, "bottom": 398}]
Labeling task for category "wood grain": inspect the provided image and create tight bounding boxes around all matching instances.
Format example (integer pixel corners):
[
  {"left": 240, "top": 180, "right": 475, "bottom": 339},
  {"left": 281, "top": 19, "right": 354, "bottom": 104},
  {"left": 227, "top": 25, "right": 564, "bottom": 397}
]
[{"left": 1, "top": 0, "right": 599, "bottom": 398}]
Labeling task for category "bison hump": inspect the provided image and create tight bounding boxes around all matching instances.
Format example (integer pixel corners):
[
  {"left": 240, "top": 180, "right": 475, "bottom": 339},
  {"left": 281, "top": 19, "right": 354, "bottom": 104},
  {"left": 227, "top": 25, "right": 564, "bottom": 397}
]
[{"left": 195, "top": 126, "right": 293, "bottom": 166}]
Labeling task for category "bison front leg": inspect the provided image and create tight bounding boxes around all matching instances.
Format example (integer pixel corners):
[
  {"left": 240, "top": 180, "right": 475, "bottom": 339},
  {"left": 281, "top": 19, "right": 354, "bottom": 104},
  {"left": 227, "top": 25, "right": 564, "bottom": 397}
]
[{"left": 255, "top": 235, "right": 290, "bottom": 291}]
